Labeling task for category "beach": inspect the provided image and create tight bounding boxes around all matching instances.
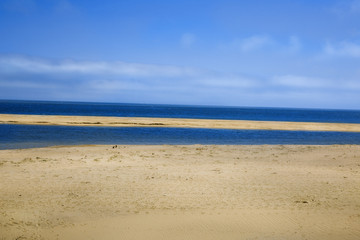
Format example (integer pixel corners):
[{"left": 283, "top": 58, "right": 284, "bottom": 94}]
[
  {"left": 2, "top": 114, "right": 360, "bottom": 132},
  {"left": 2, "top": 0, "right": 360, "bottom": 239},
  {"left": 1, "top": 144, "right": 359, "bottom": 239}
]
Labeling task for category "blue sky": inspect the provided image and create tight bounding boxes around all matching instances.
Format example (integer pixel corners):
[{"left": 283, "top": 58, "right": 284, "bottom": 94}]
[{"left": 1, "top": 0, "right": 360, "bottom": 109}]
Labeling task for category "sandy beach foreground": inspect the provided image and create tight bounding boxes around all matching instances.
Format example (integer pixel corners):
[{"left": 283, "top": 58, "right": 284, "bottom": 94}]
[
  {"left": 0, "top": 145, "right": 359, "bottom": 239},
  {"left": 2, "top": 113, "right": 360, "bottom": 132}
]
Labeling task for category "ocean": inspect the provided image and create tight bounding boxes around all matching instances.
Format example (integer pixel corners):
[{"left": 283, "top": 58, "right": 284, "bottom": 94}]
[
  {"left": 2, "top": 99, "right": 360, "bottom": 123},
  {"left": 1, "top": 100, "right": 360, "bottom": 149}
]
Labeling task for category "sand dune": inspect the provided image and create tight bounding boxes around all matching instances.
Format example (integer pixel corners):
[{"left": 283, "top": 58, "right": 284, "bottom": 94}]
[
  {"left": 1, "top": 113, "right": 360, "bottom": 132},
  {"left": 1, "top": 145, "right": 360, "bottom": 239}
]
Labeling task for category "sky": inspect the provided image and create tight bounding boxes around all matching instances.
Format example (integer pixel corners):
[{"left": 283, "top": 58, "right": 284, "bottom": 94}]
[{"left": 0, "top": 0, "right": 360, "bottom": 109}]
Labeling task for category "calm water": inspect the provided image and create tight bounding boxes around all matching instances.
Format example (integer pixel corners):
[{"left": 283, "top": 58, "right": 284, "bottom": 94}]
[
  {"left": 1, "top": 124, "right": 360, "bottom": 150},
  {"left": 2, "top": 100, "right": 360, "bottom": 123},
  {"left": 1, "top": 100, "right": 360, "bottom": 149}
]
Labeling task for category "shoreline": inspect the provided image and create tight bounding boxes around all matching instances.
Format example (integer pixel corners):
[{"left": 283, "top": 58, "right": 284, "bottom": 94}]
[
  {"left": 1, "top": 144, "right": 359, "bottom": 239},
  {"left": 1, "top": 113, "right": 360, "bottom": 132}
]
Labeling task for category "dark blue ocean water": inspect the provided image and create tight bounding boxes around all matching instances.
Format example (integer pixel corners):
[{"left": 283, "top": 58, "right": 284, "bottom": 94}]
[
  {"left": 1, "top": 100, "right": 360, "bottom": 149},
  {"left": 1, "top": 100, "right": 360, "bottom": 123},
  {"left": 1, "top": 124, "right": 360, "bottom": 149}
]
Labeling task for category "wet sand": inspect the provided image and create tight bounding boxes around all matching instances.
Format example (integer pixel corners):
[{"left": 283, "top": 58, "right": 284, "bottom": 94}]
[
  {"left": 1, "top": 144, "right": 360, "bottom": 239},
  {"left": 1, "top": 113, "right": 360, "bottom": 132}
]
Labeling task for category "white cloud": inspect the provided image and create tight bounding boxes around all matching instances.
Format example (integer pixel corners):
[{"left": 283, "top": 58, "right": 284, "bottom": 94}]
[
  {"left": 0, "top": 79, "right": 58, "bottom": 89},
  {"left": 2, "top": 55, "right": 360, "bottom": 108},
  {"left": 223, "top": 35, "right": 302, "bottom": 54},
  {"left": 324, "top": 41, "right": 360, "bottom": 57},
  {"left": 88, "top": 79, "right": 146, "bottom": 91},
  {"left": 272, "top": 74, "right": 360, "bottom": 90},
  {"left": 180, "top": 33, "right": 196, "bottom": 48},
  {"left": 2, "top": 55, "right": 358, "bottom": 93},
  {"left": 237, "top": 35, "right": 272, "bottom": 52},
  {"left": 0, "top": 55, "right": 261, "bottom": 92},
  {"left": 197, "top": 76, "right": 259, "bottom": 88},
  {"left": 222, "top": 35, "right": 304, "bottom": 55},
  {"left": 272, "top": 75, "right": 329, "bottom": 88},
  {"left": 0, "top": 56, "right": 198, "bottom": 77}
]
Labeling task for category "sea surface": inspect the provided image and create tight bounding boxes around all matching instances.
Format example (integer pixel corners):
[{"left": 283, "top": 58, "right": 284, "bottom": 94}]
[
  {"left": 1, "top": 100, "right": 360, "bottom": 149},
  {"left": 2, "top": 124, "right": 360, "bottom": 150},
  {"left": 2, "top": 100, "right": 360, "bottom": 123}
]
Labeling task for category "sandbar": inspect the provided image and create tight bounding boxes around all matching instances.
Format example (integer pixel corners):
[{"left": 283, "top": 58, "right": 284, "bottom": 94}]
[
  {"left": 1, "top": 144, "right": 360, "bottom": 239},
  {"left": 1, "top": 113, "right": 360, "bottom": 132}
]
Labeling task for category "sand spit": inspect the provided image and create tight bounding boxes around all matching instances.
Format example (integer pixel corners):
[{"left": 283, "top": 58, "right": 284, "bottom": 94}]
[
  {"left": 1, "top": 114, "right": 360, "bottom": 132},
  {"left": 0, "top": 144, "right": 360, "bottom": 239}
]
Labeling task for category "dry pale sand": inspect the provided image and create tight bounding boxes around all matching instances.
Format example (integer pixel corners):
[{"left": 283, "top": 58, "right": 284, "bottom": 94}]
[
  {"left": 2, "top": 114, "right": 360, "bottom": 132},
  {"left": 0, "top": 144, "right": 360, "bottom": 239}
]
